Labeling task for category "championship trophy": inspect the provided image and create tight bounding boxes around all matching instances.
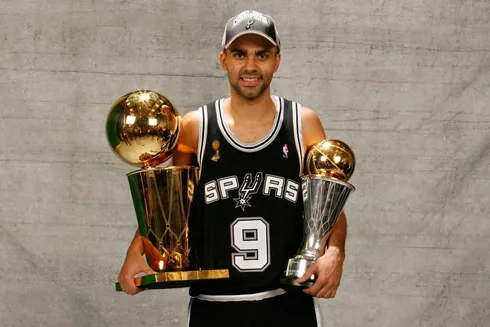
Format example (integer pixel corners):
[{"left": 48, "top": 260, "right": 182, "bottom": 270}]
[
  {"left": 105, "top": 90, "right": 229, "bottom": 291},
  {"left": 282, "top": 139, "right": 355, "bottom": 288}
]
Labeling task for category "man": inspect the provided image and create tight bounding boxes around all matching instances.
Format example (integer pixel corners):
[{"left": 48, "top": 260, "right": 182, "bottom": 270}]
[{"left": 118, "top": 10, "right": 347, "bottom": 327}]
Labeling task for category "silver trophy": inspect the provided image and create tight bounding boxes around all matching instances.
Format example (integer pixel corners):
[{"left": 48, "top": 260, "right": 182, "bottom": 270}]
[{"left": 282, "top": 139, "right": 356, "bottom": 288}]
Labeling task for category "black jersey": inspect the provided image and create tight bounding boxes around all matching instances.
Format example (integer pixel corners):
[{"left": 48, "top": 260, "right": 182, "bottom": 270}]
[{"left": 189, "top": 96, "right": 305, "bottom": 296}]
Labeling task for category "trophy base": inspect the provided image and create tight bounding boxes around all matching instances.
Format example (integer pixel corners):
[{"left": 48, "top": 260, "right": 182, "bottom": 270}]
[
  {"left": 281, "top": 257, "right": 316, "bottom": 289},
  {"left": 280, "top": 276, "right": 314, "bottom": 289},
  {"left": 115, "top": 269, "right": 229, "bottom": 291}
]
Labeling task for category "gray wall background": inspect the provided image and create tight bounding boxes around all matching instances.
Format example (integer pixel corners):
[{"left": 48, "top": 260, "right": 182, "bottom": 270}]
[{"left": 1, "top": 0, "right": 489, "bottom": 326}]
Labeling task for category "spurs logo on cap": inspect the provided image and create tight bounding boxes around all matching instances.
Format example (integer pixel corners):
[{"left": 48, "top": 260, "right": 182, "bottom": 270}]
[
  {"left": 246, "top": 19, "right": 255, "bottom": 29},
  {"left": 222, "top": 10, "right": 280, "bottom": 51}
]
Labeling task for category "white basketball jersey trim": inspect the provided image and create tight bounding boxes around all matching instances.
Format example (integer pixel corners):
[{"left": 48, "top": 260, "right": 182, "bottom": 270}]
[
  {"left": 197, "top": 105, "right": 208, "bottom": 170},
  {"left": 187, "top": 297, "right": 197, "bottom": 327},
  {"left": 196, "top": 288, "right": 286, "bottom": 302},
  {"left": 216, "top": 96, "right": 284, "bottom": 153},
  {"left": 292, "top": 102, "right": 304, "bottom": 175}
]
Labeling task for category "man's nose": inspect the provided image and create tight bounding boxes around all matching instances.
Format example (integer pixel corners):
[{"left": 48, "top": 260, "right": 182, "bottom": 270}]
[{"left": 243, "top": 56, "right": 259, "bottom": 71}]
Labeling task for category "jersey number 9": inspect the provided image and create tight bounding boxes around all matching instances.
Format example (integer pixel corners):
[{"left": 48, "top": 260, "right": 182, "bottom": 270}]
[{"left": 230, "top": 217, "right": 271, "bottom": 272}]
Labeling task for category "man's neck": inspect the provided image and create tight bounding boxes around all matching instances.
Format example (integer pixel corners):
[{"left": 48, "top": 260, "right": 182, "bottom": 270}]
[{"left": 226, "top": 89, "right": 276, "bottom": 122}]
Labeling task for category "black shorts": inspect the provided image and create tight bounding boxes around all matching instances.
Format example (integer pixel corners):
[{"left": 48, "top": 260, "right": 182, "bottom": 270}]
[{"left": 188, "top": 290, "right": 321, "bottom": 327}]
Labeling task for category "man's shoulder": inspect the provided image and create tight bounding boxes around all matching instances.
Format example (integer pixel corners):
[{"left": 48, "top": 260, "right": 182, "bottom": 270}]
[{"left": 182, "top": 109, "right": 201, "bottom": 126}]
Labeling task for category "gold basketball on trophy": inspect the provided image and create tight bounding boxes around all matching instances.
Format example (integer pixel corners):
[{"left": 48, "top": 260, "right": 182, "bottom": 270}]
[
  {"left": 105, "top": 90, "right": 180, "bottom": 168},
  {"left": 305, "top": 139, "right": 355, "bottom": 182}
]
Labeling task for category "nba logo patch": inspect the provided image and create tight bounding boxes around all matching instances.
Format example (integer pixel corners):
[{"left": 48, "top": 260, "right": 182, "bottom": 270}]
[{"left": 282, "top": 144, "right": 289, "bottom": 158}]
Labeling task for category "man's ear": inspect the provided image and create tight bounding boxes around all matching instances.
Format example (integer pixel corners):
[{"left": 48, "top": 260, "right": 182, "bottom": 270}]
[
  {"left": 219, "top": 51, "right": 227, "bottom": 71},
  {"left": 274, "top": 52, "right": 281, "bottom": 73}
]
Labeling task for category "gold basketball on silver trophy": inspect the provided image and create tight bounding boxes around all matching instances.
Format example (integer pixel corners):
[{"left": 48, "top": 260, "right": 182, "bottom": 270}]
[
  {"left": 106, "top": 90, "right": 229, "bottom": 291},
  {"left": 305, "top": 139, "right": 355, "bottom": 181},
  {"left": 282, "top": 139, "right": 356, "bottom": 288}
]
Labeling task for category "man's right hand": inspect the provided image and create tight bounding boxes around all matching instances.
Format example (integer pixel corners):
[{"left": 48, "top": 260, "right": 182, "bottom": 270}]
[{"left": 117, "top": 252, "right": 155, "bottom": 295}]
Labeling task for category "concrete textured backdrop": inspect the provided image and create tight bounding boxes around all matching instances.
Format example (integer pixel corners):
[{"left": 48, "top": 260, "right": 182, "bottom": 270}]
[{"left": 1, "top": 0, "right": 489, "bottom": 326}]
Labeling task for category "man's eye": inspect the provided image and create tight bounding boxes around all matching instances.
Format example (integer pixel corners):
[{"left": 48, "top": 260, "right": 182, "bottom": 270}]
[
  {"left": 234, "top": 53, "right": 244, "bottom": 58},
  {"left": 258, "top": 53, "right": 269, "bottom": 59}
]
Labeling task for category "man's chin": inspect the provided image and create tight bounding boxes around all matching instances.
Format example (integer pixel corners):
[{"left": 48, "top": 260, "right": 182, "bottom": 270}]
[
  {"left": 242, "top": 92, "right": 261, "bottom": 100},
  {"left": 237, "top": 86, "right": 267, "bottom": 100}
]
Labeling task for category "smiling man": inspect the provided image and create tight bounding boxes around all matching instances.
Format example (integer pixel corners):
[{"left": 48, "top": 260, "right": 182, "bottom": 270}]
[{"left": 117, "top": 10, "right": 348, "bottom": 327}]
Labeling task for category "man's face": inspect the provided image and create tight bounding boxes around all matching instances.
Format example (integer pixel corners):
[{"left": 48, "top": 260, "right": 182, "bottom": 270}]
[{"left": 219, "top": 34, "right": 281, "bottom": 100}]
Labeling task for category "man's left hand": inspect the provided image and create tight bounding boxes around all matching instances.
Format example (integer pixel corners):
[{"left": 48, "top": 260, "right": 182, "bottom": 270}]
[{"left": 296, "top": 247, "right": 345, "bottom": 298}]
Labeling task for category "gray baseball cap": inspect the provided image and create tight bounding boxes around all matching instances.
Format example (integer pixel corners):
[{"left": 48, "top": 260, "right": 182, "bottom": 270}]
[{"left": 221, "top": 10, "right": 281, "bottom": 52}]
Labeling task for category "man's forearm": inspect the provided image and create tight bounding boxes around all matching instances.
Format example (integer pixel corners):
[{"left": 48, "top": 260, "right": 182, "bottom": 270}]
[
  {"left": 126, "top": 228, "right": 144, "bottom": 257},
  {"left": 326, "top": 211, "right": 347, "bottom": 253}
]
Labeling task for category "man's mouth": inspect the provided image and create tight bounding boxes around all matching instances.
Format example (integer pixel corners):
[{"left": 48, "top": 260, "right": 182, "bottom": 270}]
[{"left": 240, "top": 76, "right": 261, "bottom": 87}]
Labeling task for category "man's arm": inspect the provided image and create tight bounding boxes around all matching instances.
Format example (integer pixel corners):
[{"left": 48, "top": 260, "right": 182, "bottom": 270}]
[
  {"left": 174, "top": 109, "right": 201, "bottom": 166},
  {"left": 296, "top": 106, "right": 348, "bottom": 298},
  {"left": 327, "top": 212, "right": 347, "bottom": 253},
  {"left": 117, "top": 229, "right": 153, "bottom": 295},
  {"left": 118, "top": 110, "right": 201, "bottom": 295}
]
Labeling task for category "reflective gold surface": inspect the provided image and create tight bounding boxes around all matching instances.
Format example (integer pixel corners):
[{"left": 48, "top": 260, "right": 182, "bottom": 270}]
[
  {"left": 106, "top": 90, "right": 180, "bottom": 168},
  {"left": 114, "top": 166, "right": 231, "bottom": 290},
  {"left": 115, "top": 269, "right": 230, "bottom": 291},
  {"left": 128, "top": 166, "right": 198, "bottom": 272},
  {"left": 137, "top": 269, "right": 230, "bottom": 284},
  {"left": 305, "top": 139, "right": 355, "bottom": 181}
]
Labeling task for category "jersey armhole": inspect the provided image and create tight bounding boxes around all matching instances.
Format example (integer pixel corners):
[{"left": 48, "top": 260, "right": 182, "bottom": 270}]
[
  {"left": 197, "top": 105, "right": 208, "bottom": 169},
  {"left": 292, "top": 102, "right": 304, "bottom": 176}
]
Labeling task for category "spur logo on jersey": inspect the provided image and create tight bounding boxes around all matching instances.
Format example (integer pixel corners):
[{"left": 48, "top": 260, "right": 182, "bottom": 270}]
[
  {"left": 234, "top": 173, "right": 263, "bottom": 210},
  {"left": 203, "top": 172, "right": 300, "bottom": 210}
]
